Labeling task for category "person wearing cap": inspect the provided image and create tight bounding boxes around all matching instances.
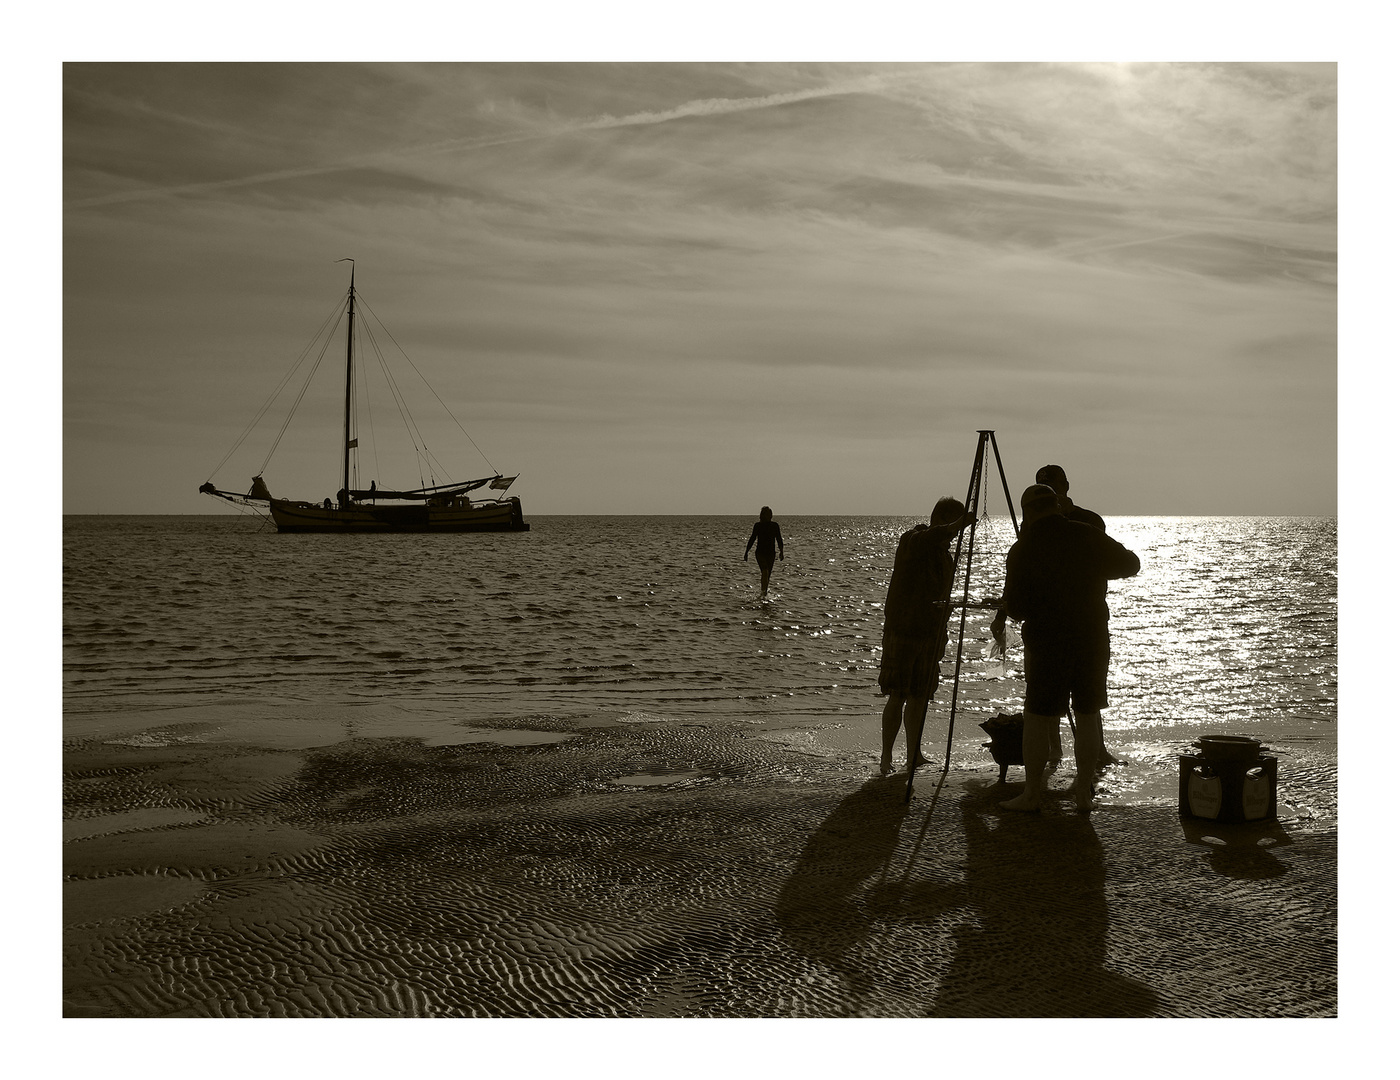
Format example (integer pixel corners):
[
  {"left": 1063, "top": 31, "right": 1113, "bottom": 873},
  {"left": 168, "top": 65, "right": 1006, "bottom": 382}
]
[
  {"left": 1032, "top": 463, "right": 1117, "bottom": 768},
  {"left": 999, "top": 484, "right": 1140, "bottom": 812},
  {"left": 878, "top": 497, "right": 977, "bottom": 777},
  {"left": 1035, "top": 464, "right": 1106, "bottom": 531}
]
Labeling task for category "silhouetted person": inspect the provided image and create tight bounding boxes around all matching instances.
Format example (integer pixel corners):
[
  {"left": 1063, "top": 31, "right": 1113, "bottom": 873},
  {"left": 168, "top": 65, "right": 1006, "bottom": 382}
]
[
  {"left": 1033, "top": 463, "right": 1116, "bottom": 768},
  {"left": 999, "top": 485, "right": 1139, "bottom": 812},
  {"left": 744, "top": 506, "right": 785, "bottom": 598},
  {"left": 878, "top": 497, "right": 976, "bottom": 776},
  {"left": 1035, "top": 464, "right": 1105, "bottom": 531}
]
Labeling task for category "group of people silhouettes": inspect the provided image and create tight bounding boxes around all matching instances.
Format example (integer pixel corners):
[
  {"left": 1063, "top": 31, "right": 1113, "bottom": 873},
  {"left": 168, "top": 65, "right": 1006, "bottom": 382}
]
[{"left": 746, "top": 462, "right": 1140, "bottom": 813}]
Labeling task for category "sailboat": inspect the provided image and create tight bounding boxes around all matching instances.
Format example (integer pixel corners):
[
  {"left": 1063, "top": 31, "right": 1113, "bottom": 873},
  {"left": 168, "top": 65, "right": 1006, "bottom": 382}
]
[{"left": 200, "top": 263, "right": 528, "bottom": 533}]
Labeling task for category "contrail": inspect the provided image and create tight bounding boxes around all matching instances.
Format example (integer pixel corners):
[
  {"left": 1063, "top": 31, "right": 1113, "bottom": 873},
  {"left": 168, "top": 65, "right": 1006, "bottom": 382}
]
[
  {"left": 65, "top": 72, "right": 909, "bottom": 211},
  {"left": 574, "top": 78, "right": 891, "bottom": 133},
  {"left": 66, "top": 161, "right": 385, "bottom": 209},
  {"left": 1048, "top": 231, "right": 1199, "bottom": 259}
]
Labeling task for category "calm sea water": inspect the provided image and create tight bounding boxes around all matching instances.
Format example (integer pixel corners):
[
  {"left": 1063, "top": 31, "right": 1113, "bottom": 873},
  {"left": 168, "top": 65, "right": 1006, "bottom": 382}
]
[{"left": 62, "top": 514, "right": 1337, "bottom": 824}]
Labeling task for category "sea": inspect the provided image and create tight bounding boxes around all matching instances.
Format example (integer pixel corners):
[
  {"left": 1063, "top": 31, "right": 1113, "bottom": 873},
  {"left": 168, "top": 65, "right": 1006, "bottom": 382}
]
[{"left": 61, "top": 514, "right": 1338, "bottom": 830}]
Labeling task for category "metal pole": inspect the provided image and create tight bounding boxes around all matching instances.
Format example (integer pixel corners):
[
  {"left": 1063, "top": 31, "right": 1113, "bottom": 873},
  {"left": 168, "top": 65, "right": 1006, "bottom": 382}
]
[
  {"left": 988, "top": 431, "right": 1020, "bottom": 538},
  {"left": 340, "top": 260, "right": 356, "bottom": 505},
  {"left": 941, "top": 432, "right": 988, "bottom": 772},
  {"left": 907, "top": 431, "right": 987, "bottom": 802}
]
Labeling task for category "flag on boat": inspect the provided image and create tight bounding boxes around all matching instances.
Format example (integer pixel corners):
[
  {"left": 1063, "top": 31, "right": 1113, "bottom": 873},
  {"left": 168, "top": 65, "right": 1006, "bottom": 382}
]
[
  {"left": 490, "top": 475, "right": 517, "bottom": 491},
  {"left": 347, "top": 438, "right": 358, "bottom": 448}
]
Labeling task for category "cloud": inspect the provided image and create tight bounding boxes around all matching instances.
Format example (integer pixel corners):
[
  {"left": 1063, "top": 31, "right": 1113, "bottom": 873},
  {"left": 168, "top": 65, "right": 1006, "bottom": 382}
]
[
  {"left": 64, "top": 66, "right": 887, "bottom": 210},
  {"left": 62, "top": 63, "right": 1336, "bottom": 516},
  {"left": 569, "top": 72, "right": 902, "bottom": 133}
]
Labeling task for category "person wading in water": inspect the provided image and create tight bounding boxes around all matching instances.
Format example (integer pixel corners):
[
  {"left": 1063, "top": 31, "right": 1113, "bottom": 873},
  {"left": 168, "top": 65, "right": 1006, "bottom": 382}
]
[{"left": 744, "top": 506, "right": 785, "bottom": 599}]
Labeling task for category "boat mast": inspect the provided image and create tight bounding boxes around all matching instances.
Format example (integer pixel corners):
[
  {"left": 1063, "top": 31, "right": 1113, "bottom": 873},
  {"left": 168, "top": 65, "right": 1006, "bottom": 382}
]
[{"left": 340, "top": 259, "right": 355, "bottom": 505}]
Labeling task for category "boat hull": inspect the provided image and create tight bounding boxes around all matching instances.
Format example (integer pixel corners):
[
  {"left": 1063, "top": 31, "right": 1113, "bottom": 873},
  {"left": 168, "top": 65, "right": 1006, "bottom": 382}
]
[{"left": 268, "top": 497, "right": 528, "bottom": 533}]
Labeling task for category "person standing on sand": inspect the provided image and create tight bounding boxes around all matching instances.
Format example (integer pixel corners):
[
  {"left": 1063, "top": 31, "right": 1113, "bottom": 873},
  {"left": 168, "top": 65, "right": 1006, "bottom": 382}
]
[
  {"left": 999, "top": 485, "right": 1140, "bottom": 813},
  {"left": 744, "top": 506, "right": 785, "bottom": 598},
  {"left": 878, "top": 497, "right": 976, "bottom": 777},
  {"left": 1032, "top": 463, "right": 1115, "bottom": 769}
]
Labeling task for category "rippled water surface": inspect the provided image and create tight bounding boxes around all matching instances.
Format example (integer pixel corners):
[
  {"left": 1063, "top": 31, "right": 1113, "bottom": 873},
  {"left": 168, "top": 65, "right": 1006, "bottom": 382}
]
[{"left": 63, "top": 514, "right": 1337, "bottom": 824}]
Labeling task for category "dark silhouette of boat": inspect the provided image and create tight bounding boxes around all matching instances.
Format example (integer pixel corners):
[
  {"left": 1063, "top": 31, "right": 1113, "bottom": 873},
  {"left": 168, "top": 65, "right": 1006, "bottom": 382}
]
[{"left": 200, "top": 263, "right": 527, "bottom": 533}]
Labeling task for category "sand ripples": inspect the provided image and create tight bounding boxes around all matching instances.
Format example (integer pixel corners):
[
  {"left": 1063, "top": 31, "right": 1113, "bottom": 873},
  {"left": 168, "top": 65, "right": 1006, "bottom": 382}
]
[
  {"left": 62, "top": 515, "right": 1336, "bottom": 1017},
  {"left": 64, "top": 719, "right": 1335, "bottom": 1018}
]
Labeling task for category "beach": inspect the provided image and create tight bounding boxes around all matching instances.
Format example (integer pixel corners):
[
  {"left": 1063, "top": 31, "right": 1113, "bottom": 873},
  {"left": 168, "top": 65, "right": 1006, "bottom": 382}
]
[
  {"left": 58, "top": 54, "right": 1344, "bottom": 1037},
  {"left": 61, "top": 515, "right": 1337, "bottom": 1018},
  {"left": 63, "top": 713, "right": 1335, "bottom": 1018}
]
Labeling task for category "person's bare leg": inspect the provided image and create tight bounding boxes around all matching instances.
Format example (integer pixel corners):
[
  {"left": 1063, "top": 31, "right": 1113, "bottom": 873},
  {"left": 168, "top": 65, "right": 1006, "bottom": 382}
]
[
  {"left": 1001, "top": 711, "right": 1055, "bottom": 811},
  {"left": 879, "top": 695, "right": 904, "bottom": 775},
  {"left": 903, "top": 696, "right": 931, "bottom": 772},
  {"left": 1095, "top": 726, "right": 1120, "bottom": 769},
  {"left": 1072, "top": 708, "right": 1106, "bottom": 811},
  {"left": 759, "top": 563, "right": 772, "bottom": 597}
]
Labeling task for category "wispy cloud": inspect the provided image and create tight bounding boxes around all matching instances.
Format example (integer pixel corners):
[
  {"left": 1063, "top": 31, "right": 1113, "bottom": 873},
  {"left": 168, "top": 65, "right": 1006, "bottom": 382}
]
[
  {"left": 572, "top": 72, "right": 902, "bottom": 132},
  {"left": 62, "top": 62, "right": 1336, "bottom": 515},
  {"left": 67, "top": 69, "right": 892, "bottom": 210}
]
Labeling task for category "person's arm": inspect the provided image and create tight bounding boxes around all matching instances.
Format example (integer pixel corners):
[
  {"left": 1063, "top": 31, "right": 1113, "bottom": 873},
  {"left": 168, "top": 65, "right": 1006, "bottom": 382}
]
[
  {"left": 744, "top": 523, "right": 758, "bottom": 560},
  {"left": 928, "top": 509, "right": 977, "bottom": 544},
  {"left": 776, "top": 523, "right": 784, "bottom": 559},
  {"left": 989, "top": 605, "right": 1008, "bottom": 644},
  {"left": 1001, "top": 547, "right": 1028, "bottom": 623},
  {"left": 1095, "top": 532, "right": 1141, "bottom": 580}
]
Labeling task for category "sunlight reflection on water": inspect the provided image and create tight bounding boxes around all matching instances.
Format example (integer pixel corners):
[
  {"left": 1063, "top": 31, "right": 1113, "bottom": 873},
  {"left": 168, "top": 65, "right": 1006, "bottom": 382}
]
[{"left": 63, "top": 514, "right": 1335, "bottom": 822}]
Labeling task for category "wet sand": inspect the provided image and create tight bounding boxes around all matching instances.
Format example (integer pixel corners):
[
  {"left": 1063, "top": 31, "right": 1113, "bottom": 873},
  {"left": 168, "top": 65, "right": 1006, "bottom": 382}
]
[{"left": 62, "top": 717, "right": 1336, "bottom": 1018}]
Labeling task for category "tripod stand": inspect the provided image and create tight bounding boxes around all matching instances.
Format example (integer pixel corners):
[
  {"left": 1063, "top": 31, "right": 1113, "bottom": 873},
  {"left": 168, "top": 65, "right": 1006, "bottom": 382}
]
[{"left": 905, "top": 430, "right": 1020, "bottom": 802}]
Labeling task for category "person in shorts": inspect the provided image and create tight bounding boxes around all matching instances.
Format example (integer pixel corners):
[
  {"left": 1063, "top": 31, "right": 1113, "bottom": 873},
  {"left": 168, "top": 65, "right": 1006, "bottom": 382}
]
[
  {"left": 999, "top": 484, "right": 1140, "bottom": 812},
  {"left": 877, "top": 497, "right": 976, "bottom": 776},
  {"left": 1033, "top": 463, "right": 1116, "bottom": 767}
]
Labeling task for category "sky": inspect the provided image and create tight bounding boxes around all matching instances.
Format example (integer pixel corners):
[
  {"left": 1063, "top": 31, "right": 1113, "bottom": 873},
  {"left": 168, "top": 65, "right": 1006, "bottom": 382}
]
[{"left": 61, "top": 59, "right": 1336, "bottom": 517}]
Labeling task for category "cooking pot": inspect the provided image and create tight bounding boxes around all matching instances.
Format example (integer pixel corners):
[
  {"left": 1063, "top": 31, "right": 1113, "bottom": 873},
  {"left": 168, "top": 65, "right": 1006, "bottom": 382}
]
[{"left": 1192, "top": 735, "right": 1262, "bottom": 762}]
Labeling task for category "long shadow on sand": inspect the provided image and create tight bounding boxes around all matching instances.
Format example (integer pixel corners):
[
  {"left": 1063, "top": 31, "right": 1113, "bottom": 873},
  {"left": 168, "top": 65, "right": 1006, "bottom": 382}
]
[
  {"left": 774, "top": 777, "right": 929, "bottom": 1005},
  {"left": 775, "top": 776, "right": 1163, "bottom": 1016},
  {"left": 926, "top": 783, "right": 1161, "bottom": 1017}
]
